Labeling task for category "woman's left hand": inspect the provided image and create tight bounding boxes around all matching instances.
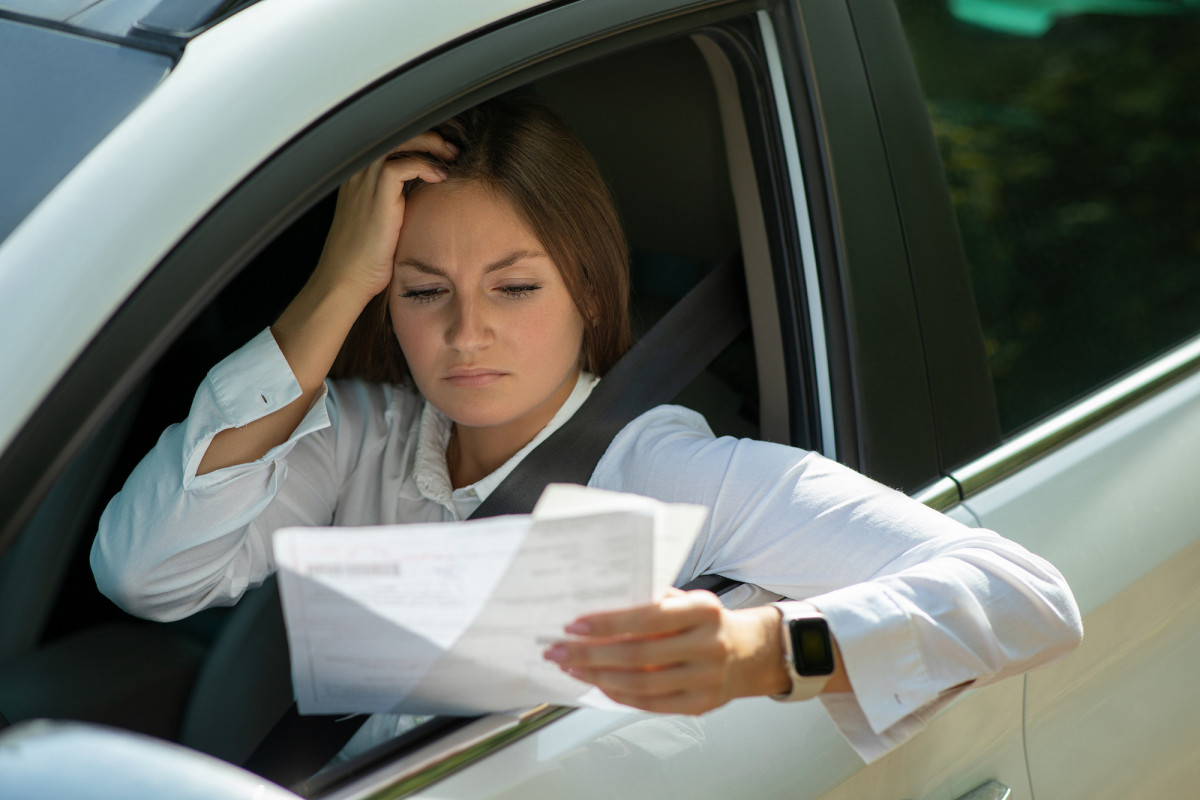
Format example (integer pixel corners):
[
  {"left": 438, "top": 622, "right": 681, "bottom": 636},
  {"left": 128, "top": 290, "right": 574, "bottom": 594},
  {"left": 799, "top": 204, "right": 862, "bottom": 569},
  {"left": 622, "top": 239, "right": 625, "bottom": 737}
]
[{"left": 543, "top": 589, "right": 790, "bottom": 715}]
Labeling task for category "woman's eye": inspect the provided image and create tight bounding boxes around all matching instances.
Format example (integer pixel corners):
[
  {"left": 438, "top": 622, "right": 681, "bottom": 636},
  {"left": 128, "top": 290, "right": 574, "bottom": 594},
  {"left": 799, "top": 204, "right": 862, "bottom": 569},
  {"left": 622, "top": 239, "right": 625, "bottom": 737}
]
[
  {"left": 400, "top": 287, "right": 446, "bottom": 304},
  {"left": 498, "top": 284, "right": 542, "bottom": 299}
]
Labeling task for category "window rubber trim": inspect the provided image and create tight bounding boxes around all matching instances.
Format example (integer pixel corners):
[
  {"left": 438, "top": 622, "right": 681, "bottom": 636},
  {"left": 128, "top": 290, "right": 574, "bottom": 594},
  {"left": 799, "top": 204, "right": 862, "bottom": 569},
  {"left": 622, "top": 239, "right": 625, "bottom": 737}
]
[
  {"left": 755, "top": 9, "right": 833, "bottom": 456},
  {"left": 0, "top": 3, "right": 783, "bottom": 795}
]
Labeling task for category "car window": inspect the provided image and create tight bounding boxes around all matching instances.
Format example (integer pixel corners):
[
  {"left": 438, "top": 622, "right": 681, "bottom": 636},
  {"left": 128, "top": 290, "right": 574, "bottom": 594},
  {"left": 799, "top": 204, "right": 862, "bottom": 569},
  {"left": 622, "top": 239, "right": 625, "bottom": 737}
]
[
  {"left": 894, "top": 0, "right": 1200, "bottom": 435},
  {"left": 0, "top": 18, "right": 171, "bottom": 244},
  {"left": 0, "top": 7, "right": 792, "bottom": 796}
]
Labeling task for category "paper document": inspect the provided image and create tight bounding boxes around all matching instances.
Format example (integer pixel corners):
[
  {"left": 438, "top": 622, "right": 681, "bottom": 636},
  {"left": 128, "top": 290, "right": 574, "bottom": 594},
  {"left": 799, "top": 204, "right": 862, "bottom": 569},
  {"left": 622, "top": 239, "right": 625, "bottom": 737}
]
[{"left": 272, "top": 484, "right": 707, "bottom": 716}]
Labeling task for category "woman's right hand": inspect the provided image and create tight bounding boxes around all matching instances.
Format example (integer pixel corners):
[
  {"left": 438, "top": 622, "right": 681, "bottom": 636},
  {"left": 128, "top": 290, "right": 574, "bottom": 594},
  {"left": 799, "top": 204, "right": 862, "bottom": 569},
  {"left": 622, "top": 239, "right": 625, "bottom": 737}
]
[
  {"left": 198, "top": 132, "right": 457, "bottom": 476},
  {"left": 311, "top": 132, "right": 460, "bottom": 303}
]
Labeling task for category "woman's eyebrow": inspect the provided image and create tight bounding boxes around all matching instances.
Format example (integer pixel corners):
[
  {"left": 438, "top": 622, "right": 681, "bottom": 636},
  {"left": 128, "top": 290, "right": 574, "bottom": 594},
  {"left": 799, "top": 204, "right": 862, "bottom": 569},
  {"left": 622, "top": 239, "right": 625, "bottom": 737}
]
[
  {"left": 483, "top": 250, "right": 547, "bottom": 273},
  {"left": 393, "top": 257, "right": 446, "bottom": 276},
  {"left": 395, "top": 251, "right": 547, "bottom": 275}
]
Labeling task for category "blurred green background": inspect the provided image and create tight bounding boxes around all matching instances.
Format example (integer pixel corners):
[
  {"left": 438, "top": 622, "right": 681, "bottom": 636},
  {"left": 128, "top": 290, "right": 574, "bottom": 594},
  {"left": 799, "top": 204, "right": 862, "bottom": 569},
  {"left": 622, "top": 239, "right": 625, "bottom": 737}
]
[{"left": 895, "top": 0, "right": 1200, "bottom": 433}]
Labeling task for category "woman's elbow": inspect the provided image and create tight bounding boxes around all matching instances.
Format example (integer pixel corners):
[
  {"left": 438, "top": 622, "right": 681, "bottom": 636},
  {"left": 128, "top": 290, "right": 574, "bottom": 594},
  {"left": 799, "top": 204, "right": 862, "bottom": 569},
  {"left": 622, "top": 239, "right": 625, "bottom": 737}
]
[{"left": 89, "top": 537, "right": 188, "bottom": 622}]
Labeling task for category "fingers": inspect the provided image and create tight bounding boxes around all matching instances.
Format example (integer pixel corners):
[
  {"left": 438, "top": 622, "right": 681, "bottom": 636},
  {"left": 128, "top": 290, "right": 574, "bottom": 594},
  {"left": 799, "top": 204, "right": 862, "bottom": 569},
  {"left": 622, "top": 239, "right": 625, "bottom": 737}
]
[
  {"left": 543, "top": 591, "right": 740, "bottom": 715},
  {"left": 565, "top": 663, "right": 728, "bottom": 716},
  {"left": 378, "top": 154, "right": 447, "bottom": 193},
  {"left": 389, "top": 130, "right": 460, "bottom": 163},
  {"left": 563, "top": 589, "right": 723, "bottom": 639},
  {"left": 342, "top": 130, "right": 457, "bottom": 195},
  {"left": 545, "top": 621, "right": 724, "bottom": 671},
  {"left": 548, "top": 630, "right": 733, "bottom": 716},
  {"left": 357, "top": 130, "right": 457, "bottom": 202},
  {"left": 306, "top": 129, "right": 459, "bottom": 306}
]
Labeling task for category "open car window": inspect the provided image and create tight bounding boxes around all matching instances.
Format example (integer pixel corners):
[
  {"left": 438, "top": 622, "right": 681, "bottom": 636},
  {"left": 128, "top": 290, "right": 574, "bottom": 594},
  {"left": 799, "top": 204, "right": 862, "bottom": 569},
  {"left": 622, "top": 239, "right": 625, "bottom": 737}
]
[{"left": 0, "top": 3, "right": 817, "bottom": 797}]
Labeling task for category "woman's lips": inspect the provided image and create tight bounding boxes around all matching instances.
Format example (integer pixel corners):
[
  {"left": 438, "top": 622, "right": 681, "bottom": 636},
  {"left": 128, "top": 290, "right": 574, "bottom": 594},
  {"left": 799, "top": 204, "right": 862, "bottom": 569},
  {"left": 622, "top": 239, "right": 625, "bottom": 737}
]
[{"left": 443, "top": 368, "right": 507, "bottom": 387}]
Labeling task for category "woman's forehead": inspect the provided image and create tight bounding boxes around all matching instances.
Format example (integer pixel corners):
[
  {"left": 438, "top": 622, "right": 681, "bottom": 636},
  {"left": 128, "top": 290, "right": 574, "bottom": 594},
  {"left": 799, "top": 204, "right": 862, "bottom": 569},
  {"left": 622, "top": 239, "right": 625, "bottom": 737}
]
[
  {"left": 406, "top": 180, "right": 523, "bottom": 223},
  {"left": 396, "top": 181, "right": 549, "bottom": 268}
]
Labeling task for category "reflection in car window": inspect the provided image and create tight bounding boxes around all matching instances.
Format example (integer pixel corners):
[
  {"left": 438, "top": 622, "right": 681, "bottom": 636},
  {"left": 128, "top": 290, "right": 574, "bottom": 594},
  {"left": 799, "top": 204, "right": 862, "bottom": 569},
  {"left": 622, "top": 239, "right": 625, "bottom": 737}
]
[{"left": 895, "top": 1, "right": 1200, "bottom": 433}]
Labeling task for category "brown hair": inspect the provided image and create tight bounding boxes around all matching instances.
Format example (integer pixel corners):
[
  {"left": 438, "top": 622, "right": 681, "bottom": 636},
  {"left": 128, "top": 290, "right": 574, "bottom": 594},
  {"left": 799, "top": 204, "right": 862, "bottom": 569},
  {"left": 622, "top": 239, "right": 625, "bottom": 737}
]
[{"left": 331, "top": 95, "right": 631, "bottom": 383}]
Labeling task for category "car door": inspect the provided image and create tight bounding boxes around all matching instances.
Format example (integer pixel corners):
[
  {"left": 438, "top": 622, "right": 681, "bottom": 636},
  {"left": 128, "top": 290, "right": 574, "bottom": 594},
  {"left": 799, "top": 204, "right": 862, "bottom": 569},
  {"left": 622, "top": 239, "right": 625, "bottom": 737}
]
[{"left": 891, "top": 2, "right": 1200, "bottom": 798}]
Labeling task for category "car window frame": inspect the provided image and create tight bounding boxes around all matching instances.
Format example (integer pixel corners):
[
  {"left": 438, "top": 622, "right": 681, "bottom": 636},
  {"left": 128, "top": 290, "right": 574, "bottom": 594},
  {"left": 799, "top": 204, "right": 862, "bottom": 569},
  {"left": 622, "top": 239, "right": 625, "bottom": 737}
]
[
  {"left": 0, "top": 0, "right": 823, "bottom": 795},
  {"left": 0, "top": 0, "right": 781, "bottom": 558},
  {"left": 775, "top": 0, "right": 945, "bottom": 493},
  {"left": 296, "top": 13, "right": 840, "bottom": 792},
  {"left": 844, "top": 0, "right": 1002, "bottom": 471}
]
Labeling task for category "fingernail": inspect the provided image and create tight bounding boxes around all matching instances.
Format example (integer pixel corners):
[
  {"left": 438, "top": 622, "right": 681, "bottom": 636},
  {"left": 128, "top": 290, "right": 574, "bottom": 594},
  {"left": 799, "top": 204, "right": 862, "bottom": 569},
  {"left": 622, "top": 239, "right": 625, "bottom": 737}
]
[
  {"left": 564, "top": 620, "right": 591, "bottom": 635},
  {"left": 445, "top": 142, "right": 460, "bottom": 156},
  {"left": 543, "top": 645, "right": 568, "bottom": 663},
  {"left": 436, "top": 169, "right": 448, "bottom": 180}
]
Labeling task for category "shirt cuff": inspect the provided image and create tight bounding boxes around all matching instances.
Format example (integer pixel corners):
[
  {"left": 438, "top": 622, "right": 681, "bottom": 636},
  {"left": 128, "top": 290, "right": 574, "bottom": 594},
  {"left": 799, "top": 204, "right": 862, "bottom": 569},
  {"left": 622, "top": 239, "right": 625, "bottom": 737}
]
[
  {"left": 181, "top": 327, "right": 331, "bottom": 487},
  {"left": 816, "top": 687, "right": 966, "bottom": 763},
  {"left": 806, "top": 581, "right": 939, "bottom": 739}
]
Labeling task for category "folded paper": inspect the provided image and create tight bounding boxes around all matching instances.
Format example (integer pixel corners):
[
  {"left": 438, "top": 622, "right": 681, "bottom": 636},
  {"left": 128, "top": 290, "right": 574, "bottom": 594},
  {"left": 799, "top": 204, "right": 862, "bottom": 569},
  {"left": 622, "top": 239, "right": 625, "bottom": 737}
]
[{"left": 272, "top": 484, "right": 707, "bottom": 715}]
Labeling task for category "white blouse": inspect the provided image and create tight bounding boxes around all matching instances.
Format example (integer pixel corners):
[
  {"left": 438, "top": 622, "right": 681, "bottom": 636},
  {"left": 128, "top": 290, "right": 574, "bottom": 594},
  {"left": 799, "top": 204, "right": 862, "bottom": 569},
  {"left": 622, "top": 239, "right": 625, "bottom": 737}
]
[{"left": 91, "top": 328, "right": 1082, "bottom": 762}]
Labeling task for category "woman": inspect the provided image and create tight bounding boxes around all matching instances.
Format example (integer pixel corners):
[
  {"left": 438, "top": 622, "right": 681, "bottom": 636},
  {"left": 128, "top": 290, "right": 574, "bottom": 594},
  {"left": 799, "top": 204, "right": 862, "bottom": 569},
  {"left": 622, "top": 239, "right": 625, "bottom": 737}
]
[{"left": 91, "top": 96, "right": 1082, "bottom": 762}]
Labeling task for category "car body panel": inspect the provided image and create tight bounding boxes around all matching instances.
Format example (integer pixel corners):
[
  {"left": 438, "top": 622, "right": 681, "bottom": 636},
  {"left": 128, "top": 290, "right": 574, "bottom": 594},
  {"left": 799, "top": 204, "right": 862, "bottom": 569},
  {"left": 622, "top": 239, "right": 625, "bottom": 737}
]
[
  {"left": 0, "top": 721, "right": 296, "bottom": 800},
  {"left": 407, "top": 667, "right": 1027, "bottom": 800},
  {"left": 960, "top": 350, "right": 1200, "bottom": 798}
]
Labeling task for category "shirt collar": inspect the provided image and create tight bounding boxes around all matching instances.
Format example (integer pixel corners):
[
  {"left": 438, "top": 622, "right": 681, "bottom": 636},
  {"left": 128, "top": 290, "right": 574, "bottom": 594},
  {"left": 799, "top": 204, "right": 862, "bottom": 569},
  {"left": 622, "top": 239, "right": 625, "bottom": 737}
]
[{"left": 413, "top": 371, "right": 600, "bottom": 511}]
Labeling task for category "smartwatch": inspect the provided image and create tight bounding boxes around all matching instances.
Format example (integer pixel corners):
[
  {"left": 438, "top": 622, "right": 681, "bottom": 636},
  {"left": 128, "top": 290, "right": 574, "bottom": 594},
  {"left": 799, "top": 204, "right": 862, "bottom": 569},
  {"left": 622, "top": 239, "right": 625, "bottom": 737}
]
[{"left": 770, "top": 601, "right": 835, "bottom": 702}]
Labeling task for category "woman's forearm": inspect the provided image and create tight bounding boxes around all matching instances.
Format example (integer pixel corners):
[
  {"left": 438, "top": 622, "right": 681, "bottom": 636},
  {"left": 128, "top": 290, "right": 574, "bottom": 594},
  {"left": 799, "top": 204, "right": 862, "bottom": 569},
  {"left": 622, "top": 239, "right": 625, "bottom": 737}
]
[{"left": 196, "top": 277, "right": 370, "bottom": 475}]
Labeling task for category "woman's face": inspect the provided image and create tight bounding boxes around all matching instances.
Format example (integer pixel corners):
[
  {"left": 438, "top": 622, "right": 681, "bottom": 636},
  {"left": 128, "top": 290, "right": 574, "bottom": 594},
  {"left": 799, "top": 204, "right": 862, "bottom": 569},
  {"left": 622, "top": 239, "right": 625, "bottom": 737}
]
[{"left": 388, "top": 180, "right": 585, "bottom": 441}]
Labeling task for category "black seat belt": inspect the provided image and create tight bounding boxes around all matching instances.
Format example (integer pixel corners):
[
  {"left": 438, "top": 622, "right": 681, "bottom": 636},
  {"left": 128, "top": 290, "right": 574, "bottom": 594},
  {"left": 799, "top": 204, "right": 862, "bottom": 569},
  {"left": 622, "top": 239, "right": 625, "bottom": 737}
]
[
  {"left": 469, "top": 251, "right": 748, "bottom": 517},
  {"left": 246, "top": 253, "right": 749, "bottom": 791}
]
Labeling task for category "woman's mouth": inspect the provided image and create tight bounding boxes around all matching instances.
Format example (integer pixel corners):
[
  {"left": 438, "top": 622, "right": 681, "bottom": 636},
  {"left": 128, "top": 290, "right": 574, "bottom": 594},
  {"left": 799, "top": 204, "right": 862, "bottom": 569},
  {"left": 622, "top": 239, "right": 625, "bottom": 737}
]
[{"left": 443, "top": 368, "right": 507, "bottom": 387}]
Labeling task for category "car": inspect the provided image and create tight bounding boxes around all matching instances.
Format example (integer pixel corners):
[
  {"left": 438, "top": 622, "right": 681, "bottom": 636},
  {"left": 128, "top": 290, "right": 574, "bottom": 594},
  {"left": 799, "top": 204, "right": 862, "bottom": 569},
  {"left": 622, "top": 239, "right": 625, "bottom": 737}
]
[{"left": 1, "top": 0, "right": 1197, "bottom": 798}]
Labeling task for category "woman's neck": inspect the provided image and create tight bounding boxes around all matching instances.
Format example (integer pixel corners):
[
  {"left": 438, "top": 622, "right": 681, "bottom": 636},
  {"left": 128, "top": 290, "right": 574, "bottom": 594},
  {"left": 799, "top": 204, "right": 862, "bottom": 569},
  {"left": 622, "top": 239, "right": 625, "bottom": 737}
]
[
  {"left": 447, "top": 370, "right": 581, "bottom": 489},
  {"left": 448, "top": 425, "right": 519, "bottom": 489}
]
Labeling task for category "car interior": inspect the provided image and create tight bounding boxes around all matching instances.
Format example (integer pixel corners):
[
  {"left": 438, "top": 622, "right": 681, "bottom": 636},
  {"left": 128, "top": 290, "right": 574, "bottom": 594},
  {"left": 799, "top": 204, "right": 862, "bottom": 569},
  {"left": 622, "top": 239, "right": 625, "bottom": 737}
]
[{"left": 0, "top": 25, "right": 792, "bottom": 792}]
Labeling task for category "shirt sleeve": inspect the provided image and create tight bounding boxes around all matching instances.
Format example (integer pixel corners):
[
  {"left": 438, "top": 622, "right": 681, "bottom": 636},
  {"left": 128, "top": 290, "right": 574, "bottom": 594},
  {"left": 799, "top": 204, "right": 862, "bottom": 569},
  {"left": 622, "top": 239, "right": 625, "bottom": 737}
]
[
  {"left": 91, "top": 328, "right": 362, "bottom": 622},
  {"left": 591, "top": 404, "right": 1083, "bottom": 763}
]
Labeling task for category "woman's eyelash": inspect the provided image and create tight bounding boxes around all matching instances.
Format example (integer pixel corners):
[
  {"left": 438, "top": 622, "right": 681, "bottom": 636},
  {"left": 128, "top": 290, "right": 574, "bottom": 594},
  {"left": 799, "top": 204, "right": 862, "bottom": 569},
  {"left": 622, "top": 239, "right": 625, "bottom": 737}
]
[
  {"left": 499, "top": 284, "right": 542, "bottom": 298},
  {"left": 400, "top": 287, "right": 444, "bottom": 304},
  {"left": 400, "top": 284, "right": 542, "bottom": 303}
]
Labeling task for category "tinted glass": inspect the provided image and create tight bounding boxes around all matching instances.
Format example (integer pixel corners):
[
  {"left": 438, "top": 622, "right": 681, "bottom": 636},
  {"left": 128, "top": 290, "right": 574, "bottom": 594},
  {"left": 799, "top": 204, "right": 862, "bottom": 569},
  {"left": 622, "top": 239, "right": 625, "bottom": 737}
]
[
  {"left": 0, "top": 19, "right": 171, "bottom": 244},
  {"left": 895, "top": 1, "right": 1200, "bottom": 433}
]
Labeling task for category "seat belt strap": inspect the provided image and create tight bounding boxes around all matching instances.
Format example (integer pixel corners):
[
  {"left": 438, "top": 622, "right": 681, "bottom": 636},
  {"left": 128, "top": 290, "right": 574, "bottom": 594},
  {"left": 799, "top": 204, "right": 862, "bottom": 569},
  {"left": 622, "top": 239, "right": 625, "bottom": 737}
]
[{"left": 470, "top": 252, "right": 748, "bottom": 519}]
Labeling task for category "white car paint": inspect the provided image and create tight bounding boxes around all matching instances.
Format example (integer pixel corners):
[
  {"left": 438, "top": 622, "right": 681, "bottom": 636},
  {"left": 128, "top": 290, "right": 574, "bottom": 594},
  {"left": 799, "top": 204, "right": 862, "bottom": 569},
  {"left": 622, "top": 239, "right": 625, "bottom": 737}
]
[{"left": 961, "top": 339, "right": 1200, "bottom": 798}]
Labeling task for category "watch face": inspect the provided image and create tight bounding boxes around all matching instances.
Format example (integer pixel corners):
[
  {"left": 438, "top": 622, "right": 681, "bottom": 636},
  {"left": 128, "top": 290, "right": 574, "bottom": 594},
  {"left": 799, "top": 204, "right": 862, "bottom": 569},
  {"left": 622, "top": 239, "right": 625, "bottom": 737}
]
[{"left": 789, "top": 618, "right": 835, "bottom": 676}]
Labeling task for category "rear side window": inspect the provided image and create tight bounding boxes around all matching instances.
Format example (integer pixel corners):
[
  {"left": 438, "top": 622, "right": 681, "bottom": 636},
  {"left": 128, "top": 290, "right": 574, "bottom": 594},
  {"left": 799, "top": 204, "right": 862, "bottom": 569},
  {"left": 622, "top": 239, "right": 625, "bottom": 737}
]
[{"left": 894, "top": 1, "right": 1200, "bottom": 434}]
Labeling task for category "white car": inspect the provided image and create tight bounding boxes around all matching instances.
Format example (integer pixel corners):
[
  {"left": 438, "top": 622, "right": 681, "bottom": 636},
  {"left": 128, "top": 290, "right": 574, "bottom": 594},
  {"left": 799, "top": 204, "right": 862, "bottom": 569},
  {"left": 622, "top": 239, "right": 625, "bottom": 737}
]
[{"left": 1, "top": 0, "right": 1198, "bottom": 798}]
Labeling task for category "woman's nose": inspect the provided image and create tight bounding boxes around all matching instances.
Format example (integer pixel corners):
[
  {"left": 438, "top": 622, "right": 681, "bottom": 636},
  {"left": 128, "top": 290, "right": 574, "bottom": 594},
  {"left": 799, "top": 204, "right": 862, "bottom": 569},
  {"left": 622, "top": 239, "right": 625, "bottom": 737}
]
[{"left": 445, "top": 294, "right": 492, "bottom": 352}]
